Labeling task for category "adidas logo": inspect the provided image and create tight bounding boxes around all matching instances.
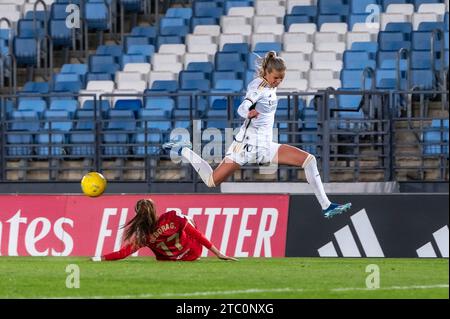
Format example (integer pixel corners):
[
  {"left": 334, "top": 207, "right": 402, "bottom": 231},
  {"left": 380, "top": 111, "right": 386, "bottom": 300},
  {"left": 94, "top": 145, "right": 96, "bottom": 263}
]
[
  {"left": 318, "top": 209, "right": 385, "bottom": 257},
  {"left": 416, "top": 226, "right": 449, "bottom": 258}
]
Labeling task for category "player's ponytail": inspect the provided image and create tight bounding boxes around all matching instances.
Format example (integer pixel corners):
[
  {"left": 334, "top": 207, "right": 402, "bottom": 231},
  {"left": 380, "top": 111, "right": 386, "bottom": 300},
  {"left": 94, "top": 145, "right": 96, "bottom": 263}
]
[
  {"left": 123, "top": 199, "right": 157, "bottom": 249},
  {"left": 257, "top": 51, "right": 286, "bottom": 78}
]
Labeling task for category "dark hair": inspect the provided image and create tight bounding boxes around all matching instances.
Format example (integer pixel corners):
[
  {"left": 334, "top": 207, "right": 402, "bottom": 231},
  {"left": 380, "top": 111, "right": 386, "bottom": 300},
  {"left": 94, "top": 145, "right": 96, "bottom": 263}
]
[
  {"left": 257, "top": 51, "right": 286, "bottom": 78},
  {"left": 123, "top": 199, "right": 157, "bottom": 249}
]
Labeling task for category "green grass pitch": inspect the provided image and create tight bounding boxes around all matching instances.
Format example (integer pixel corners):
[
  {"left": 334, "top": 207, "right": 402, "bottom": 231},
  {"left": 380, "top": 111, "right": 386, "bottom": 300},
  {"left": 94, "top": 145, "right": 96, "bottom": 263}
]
[{"left": 0, "top": 257, "right": 447, "bottom": 299}]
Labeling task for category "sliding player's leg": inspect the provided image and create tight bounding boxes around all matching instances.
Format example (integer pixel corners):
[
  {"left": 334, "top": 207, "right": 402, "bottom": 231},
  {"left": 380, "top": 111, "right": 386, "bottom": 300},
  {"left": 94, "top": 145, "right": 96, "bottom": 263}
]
[{"left": 272, "top": 144, "right": 351, "bottom": 218}]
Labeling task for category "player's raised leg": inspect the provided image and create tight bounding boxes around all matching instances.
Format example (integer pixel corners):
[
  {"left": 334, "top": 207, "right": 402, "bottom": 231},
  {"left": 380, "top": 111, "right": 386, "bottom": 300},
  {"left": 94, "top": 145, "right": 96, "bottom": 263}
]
[
  {"left": 163, "top": 141, "right": 240, "bottom": 187},
  {"left": 273, "top": 144, "right": 351, "bottom": 218}
]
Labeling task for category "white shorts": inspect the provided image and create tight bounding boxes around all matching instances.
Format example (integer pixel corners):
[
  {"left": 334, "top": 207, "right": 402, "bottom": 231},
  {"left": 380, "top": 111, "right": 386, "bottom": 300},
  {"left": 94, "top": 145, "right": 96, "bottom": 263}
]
[{"left": 225, "top": 140, "right": 281, "bottom": 166}]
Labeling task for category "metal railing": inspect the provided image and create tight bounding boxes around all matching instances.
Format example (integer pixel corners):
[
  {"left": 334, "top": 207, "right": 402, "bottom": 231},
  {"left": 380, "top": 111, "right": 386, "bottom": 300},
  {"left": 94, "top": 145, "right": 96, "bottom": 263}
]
[{"left": 0, "top": 88, "right": 447, "bottom": 185}]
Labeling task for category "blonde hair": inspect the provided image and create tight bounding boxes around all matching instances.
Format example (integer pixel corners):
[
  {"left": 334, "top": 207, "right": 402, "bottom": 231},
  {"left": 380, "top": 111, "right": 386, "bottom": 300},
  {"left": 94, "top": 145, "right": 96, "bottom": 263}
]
[{"left": 257, "top": 51, "right": 286, "bottom": 78}]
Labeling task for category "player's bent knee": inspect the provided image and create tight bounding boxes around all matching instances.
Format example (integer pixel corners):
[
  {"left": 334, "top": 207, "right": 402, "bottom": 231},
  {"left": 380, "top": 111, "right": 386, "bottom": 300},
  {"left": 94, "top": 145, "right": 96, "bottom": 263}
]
[{"left": 301, "top": 154, "right": 315, "bottom": 169}]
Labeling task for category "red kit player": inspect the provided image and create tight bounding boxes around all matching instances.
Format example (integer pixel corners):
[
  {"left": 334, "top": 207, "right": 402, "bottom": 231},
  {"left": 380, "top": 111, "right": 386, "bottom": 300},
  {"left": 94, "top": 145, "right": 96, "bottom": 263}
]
[{"left": 91, "top": 199, "right": 237, "bottom": 262}]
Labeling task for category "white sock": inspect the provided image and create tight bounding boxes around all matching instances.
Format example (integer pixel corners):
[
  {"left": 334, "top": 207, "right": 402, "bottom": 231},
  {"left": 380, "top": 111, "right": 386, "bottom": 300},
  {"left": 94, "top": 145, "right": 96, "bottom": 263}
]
[
  {"left": 181, "top": 147, "right": 215, "bottom": 187},
  {"left": 303, "top": 155, "right": 331, "bottom": 210}
]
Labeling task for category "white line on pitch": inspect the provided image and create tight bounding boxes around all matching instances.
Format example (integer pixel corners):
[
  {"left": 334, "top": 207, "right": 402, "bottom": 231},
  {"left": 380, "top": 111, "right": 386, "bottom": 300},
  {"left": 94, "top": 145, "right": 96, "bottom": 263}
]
[{"left": 331, "top": 284, "right": 449, "bottom": 292}]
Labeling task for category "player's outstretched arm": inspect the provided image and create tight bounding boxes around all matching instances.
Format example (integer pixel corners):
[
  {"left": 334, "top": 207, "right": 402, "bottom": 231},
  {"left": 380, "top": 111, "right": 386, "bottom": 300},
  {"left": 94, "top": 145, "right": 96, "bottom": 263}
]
[
  {"left": 209, "top": 245, "right": 238, "bottom": 261},
  {"left": 91, "top": 244, "right": 137, "bottom": 261}
]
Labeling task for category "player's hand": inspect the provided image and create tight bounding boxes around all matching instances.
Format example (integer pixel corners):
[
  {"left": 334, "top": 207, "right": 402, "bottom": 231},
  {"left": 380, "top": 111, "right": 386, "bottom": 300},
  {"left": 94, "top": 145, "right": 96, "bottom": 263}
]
[
  {"left": 247, "top": 109, "right": 259, "bottom": 119},
  {"left": 217, "top": 253, "right": 238, "bottom": 261},
  {"left": 91, "top": 256, "right": 104, "bottom": 262}
]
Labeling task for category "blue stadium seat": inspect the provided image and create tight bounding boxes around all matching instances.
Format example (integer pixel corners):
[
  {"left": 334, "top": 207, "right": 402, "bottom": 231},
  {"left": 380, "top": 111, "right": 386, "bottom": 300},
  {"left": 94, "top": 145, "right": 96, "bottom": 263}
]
[
  {"left": 379, "top": 32, "right": 411, "bottom": 51},
  {"left": 191, "top": 17, "right": 219, "bottom": 29},
  {"left": 413, "top": 0, "right": 441, "bottom": 9},
  {"left": 51, "top": 3, "right": 70, "bottom": 19},
  {"left": 285, "top": 15, "right": 314, "bottom": 30},
  {"left": 86, "top": 73, "right": 113, "bottom": 81},
  {"left": 319, "top": 0, "right": 349, "bottom": 15},
  {"left": 36, "top": 110, "right": 72, "bottom": 156},
  {"left": 96, "top": 45, "right": 123, "bottom": 61},
  {"left": 385, "top": 23, "right": 413, "bottom": 39},
  {"left": 382, "top": 0, "right": 407, "bottom": 11},
  {"left": 423, "top": 119, "right": 449, "bottom": 155},
  {"left": 89, "top": 55, "right": 120, "bottom": 75},
  {"left": 70, "top": 123, "right": 95, "bottom": 156},
  {"left": 120, "top": 54, "right": 148, "bottom": 68},
  {"left": 351, "top": 0, "right": 379, "bottom": 14},
  {"left": 351, "top": 42, "right": 378, "bottom": 59},
  {"left": 179, "top": 71, "right": 206, "bottom": 83},
  {"left": 376, "top": 69, "right": 397, "bottom": 89},
  {"left": 180, "top": 79, "right": 211, "bottom": 91},
  {"left": 254, "top": 42, "right": 283, "bottom": 54},
  {"left": 85, "top": 2, "right": 109, "bottom": 31},
  {"left": 7, "top": 110, "right": 40, "bottom": 156},
  {"left": 344, "top": 51, "right": 376, "bottom": 70},
  {"left": 144, "top": 97, "right": 174, "bottom": 117},
  {"left": 214, "top": 79, "right": 243, "bottom": 92},
  {"left": 349, "top": 13, "right": 371, "bottom": 29},
  {"left": 215, "top": 52, "right": 246, "bottom": 72},
  {"left": 49, "top": 99, "right": 78, "bottom": 117},
  {"left": 13, "top": 37, "right": 37, "bottom": 66},
  {"left": 149, "top": 80, "right": 179, "bottom": 92},
  {"left": 120, "top": 0, "right": 142, "bottom": 12},
  {"left": 165, "top": 7, "right": 193, "bottom": 21},
  {"left": 22, "top": 82, "right": 49, "bottom": 94},
  {"left": 318, "top": 14, "right": 346, "bottom": 27},
  {"left": 222, "top": 43, "right": 250, "bottom": 57},
  {"left": 160, "top": 17, "right": 189, "bottom": 36},
  {"left": 103, "top": 110, "right": 136, "bottom": 156},
  {"left": 186, "top": 62, "right": 214, "bottom": 75},
  {"left": 194, "top": 6, "right": 224, "bottom": 18},
  {"left": 131, "top": 26, "right": 157, "bottom": 41},
  {"left": 212, "top": 71, "right": 239, "bottom": 86},
  {"left": 156, "top": 35, "right": 183, "bottom": 49},
  {"left": 225, "top": 1, "right": 252, "bottom": 14},
  {"left": 411, "top": 70, "right": 434, "bottom": 89},
  {"left": 412, "top": 32, "right": 435, "bottom": 51},
  {"left": 341, "top": 70, "right": 373, "bottom": 89},
  {"left": 411, "top": 50, "right": 432, "bottom": 69},
  {"left": 125, "top": 36, "right": 150, "bottom": 51},
  {"left": 127, "top": 44, "right": 155, "bottom": 60},
  {"left": 18, "top": 19, "right": 46, "bottom": 39},
  {"left": 18, "top": 98, "right": 47, "bottom": 115},
  {"left": 133, "top": 130, "right": 162, "bottom": 155},
  {"left": 50, "top": 19, "right": 72, "bottom": 47},
  {"left": 418, "top": 22, "right": 446, "bottom": 32},
  {"left": 54, "top": 73, "right": 83, "bottom": 93}
]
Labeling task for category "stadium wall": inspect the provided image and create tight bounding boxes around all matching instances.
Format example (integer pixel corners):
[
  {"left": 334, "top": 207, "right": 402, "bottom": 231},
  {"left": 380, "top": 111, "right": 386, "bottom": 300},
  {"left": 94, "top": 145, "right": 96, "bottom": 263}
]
[{"left": 0, "top": 194, "right": 447, "bottom": 258}]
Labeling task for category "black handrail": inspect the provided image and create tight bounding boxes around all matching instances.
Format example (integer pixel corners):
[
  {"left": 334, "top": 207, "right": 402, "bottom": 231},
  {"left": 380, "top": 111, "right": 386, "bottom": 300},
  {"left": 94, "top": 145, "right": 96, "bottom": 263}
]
[
  {"left": 0, "top": 53, "right": 17, "bottom": 95},
  {"left": 431, "top": 28, "right": 445, "bottom": 89},
  {"left": 397, "top": 47, "right": 410, "bottom": 91},
  {"left": 32, "top": 0, "right": 49, "bottom": 39}
]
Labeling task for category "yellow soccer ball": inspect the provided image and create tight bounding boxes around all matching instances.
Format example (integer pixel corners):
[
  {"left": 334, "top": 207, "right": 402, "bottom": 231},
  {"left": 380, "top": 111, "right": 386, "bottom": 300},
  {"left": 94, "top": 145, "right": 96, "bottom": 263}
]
[{"left": 81, "top": 172, "right": 107, "bottom": 197}]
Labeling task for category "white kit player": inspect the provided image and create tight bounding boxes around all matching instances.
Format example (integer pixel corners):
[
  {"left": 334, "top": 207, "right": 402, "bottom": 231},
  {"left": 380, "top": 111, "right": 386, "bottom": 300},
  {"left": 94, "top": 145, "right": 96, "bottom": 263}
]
[{"left": 164, "top": 51, "right": 351, "bottom": 218}]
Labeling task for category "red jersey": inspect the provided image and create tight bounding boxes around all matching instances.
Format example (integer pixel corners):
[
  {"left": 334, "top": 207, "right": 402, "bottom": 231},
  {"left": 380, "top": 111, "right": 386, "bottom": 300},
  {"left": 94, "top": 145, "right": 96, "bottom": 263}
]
[{"left": 103, "top": 210, "right": 212, "bottom": 261}]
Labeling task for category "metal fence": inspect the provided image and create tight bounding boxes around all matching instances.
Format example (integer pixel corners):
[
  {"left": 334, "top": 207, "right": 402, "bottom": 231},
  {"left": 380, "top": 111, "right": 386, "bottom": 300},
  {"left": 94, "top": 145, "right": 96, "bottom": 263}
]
[{"left": 0, "top": 89, "right": 448, "bottom": 186}]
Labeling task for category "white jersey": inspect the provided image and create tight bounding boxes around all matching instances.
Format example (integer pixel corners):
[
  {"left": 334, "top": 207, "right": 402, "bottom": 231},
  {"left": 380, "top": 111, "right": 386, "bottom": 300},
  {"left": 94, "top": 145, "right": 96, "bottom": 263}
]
[{"left": 235, "top": 77, "right": 278, "bottom": 146}]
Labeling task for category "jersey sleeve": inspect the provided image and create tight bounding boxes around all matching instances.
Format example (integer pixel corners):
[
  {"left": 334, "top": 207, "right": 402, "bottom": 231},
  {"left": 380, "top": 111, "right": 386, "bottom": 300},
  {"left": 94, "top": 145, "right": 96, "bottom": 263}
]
[
  {"left": 184, "top": 223, "right": 213, "bottom": 249},
  {"left": 103, "top": 243, "right": 138, "bottom": 261},
  {"left": 244, "top": 80, "right": 264, "bottom": 105},
  {"left": 237, "top": 80, "right": 264, "bottom": 118}
]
